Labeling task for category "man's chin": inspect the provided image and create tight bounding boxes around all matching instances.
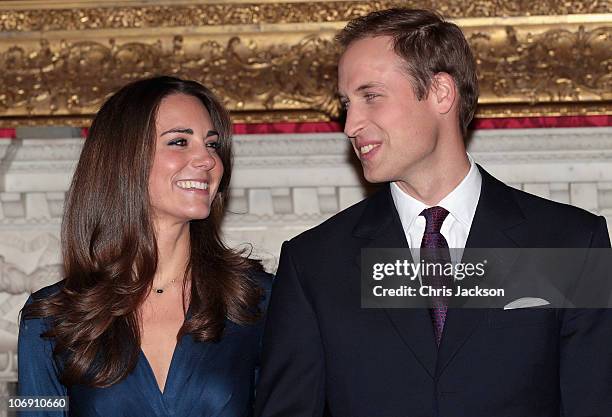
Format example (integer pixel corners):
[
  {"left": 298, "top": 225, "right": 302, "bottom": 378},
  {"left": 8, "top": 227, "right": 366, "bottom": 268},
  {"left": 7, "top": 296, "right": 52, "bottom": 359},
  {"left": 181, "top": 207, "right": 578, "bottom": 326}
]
[{"left": 362, "top": 169, "right": 389, "bottom": 184}]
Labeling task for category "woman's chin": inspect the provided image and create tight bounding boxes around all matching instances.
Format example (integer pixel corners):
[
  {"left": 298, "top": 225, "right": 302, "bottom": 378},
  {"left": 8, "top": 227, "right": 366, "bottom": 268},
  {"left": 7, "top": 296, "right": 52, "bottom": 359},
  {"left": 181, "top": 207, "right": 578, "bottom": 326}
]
[{"left": 186, "top": 208, "right": 212, "bottom": 222}]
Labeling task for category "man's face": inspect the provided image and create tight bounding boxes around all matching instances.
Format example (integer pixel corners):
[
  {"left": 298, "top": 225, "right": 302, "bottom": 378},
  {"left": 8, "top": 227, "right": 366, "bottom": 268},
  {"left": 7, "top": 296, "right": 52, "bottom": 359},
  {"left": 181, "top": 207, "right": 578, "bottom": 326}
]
[{"left": 338, "top": 36, "right": 440, "bottom": 184}]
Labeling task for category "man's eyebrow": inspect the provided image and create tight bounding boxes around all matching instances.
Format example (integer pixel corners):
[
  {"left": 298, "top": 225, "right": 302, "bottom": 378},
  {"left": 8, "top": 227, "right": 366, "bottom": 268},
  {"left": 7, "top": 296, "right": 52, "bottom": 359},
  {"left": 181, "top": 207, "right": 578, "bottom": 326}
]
[
  {"left": 355, "top": 82, "right": 385, "bottom": 92},
  {"left": 160, "top": 127, "right": 194, "bottom": 136},
  {"left": 338, "top": 82, "right": 386, "bottom": 99},
  {"left": 206, "top": 130, "right": 219, "bottom": 138}
]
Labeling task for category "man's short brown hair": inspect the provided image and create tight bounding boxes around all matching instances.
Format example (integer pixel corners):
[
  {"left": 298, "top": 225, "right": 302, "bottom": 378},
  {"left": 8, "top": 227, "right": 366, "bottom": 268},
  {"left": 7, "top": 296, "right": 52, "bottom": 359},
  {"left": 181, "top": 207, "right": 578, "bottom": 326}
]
[{"left": 336, "top": 8, "right": 479, "bottom": 138}]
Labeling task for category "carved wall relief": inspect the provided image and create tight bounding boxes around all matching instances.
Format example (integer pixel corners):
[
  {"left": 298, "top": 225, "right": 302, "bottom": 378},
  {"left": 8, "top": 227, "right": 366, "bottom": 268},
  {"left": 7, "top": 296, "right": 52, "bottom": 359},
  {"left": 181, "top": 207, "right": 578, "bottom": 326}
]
[{"left": 0, "top": 1, "right": 609, "bottom": 125}]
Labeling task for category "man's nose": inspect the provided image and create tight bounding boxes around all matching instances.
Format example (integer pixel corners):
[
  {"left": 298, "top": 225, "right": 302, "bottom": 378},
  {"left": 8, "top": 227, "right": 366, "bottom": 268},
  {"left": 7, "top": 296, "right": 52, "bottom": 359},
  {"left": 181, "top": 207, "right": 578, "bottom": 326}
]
[{"left": 343, "top": 105, "right": 365, "bottom": 139}]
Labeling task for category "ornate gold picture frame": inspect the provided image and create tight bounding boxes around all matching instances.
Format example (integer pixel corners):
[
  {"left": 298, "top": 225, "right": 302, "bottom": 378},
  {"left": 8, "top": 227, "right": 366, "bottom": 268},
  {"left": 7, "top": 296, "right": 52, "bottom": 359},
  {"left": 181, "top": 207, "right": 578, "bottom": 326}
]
[{"left": 0, "top": 0, "right": 610, "bottom": 126}]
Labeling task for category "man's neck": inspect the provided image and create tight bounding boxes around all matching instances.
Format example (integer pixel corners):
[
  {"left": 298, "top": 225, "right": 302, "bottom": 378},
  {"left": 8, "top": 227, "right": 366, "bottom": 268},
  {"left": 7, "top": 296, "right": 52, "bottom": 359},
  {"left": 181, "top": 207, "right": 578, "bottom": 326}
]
[{"left": 395, "top": 152, "right": 471, "bottom": 205}]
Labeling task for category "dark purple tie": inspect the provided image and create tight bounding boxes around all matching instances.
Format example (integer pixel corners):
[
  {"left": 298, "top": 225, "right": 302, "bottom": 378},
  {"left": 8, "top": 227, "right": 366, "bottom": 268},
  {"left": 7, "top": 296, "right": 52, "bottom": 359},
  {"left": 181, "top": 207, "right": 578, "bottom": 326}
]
[{"left": 420, "top": 206, "right": 451, "bottom": 346}]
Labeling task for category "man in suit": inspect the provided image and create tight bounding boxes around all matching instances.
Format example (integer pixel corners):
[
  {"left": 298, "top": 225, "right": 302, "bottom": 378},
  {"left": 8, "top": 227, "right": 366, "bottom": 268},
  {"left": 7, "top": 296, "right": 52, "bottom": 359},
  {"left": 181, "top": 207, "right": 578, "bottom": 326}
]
[{"left": 255, "top": 8, "right": 612, "bottom": 417}]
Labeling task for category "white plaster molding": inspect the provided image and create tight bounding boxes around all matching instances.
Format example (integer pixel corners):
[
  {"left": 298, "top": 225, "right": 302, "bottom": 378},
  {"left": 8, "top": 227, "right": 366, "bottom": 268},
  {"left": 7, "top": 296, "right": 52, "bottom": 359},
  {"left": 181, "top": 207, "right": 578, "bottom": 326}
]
[
  {"left": 0, "top": 138, "right": 80, "bottom": 193},
  {"left": 0, "top": 139, "right": 11, "bottom": 162},
  {"left": 2, "top": 126, "right": 612, "bottom": 382},
  {"left": 233, "top": 133, "right": 350, "bottom": 157}
]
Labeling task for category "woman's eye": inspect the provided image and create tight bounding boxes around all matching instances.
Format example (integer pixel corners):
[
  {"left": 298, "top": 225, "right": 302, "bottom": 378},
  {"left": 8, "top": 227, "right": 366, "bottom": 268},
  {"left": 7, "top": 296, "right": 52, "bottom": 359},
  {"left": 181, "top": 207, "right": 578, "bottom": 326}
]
[
  {"left": 206, "top": 141, "right": 221, "bottom": 150},
  {"left": 168, "top": 138, "right": 187, "bottom": 146}
]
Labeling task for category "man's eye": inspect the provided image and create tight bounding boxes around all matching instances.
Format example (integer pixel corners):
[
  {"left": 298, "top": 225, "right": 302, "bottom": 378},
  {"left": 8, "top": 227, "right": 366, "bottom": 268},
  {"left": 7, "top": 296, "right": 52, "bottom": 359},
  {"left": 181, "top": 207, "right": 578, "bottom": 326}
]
[
  {"left": 168, "top": 138, "right": 187, "bottom": 146},
  {"left": 206, "top": 141, "right": 221, "bottom": 150},
  {"left": 364, "top": 93, "right": 378, "bottom": 102}
]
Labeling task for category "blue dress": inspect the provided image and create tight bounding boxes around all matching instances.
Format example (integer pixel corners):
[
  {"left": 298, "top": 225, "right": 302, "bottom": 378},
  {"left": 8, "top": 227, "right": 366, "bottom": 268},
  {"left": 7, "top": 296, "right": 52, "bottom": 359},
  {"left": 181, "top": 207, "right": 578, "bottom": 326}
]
[{"left": 18, "top": 272, "right": 272, "bottom": 417}]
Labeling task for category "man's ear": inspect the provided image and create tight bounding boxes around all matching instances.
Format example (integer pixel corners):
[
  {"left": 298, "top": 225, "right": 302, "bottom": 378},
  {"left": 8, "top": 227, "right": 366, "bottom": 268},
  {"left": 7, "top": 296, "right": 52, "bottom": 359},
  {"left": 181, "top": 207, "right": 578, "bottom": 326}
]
[{"left": 430, "top": 72, "right": 456, "bottom": 115}]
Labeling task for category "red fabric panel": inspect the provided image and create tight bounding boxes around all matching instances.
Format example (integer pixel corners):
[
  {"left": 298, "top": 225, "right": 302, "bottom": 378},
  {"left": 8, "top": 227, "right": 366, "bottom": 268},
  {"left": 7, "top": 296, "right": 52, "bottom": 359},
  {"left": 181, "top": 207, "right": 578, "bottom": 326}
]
[
  {"left": 470, "top": 115, "right": 611, "bottom": 129},
  {"left": 232, "top": 115, "right": 611, "bottom": 133},
  {"left": 232, "top": 121, "right": 343, "bottom": 134},
  {"left": 4, "top": 115, "right": 611, "bottom": 140},
  {"left": 0, "top": 129, "right": 16, "bottom": 139}
]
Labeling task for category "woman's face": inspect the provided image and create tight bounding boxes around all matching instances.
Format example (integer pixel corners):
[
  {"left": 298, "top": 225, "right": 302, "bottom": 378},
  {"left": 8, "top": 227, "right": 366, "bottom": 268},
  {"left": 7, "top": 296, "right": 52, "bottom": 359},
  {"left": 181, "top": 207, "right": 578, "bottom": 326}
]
[{"left": 149, "top": 93, "right": 224, "bottom": 228}]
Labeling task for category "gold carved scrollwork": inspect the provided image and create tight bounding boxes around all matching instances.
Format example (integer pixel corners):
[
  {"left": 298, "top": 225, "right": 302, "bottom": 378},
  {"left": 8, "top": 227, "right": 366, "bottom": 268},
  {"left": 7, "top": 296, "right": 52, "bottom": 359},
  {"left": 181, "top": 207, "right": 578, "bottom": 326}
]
[
  {"left": 194, "top": 36, "right": 340, "bottom": 117},
  {"left": 1, "top": 1, "right": 609, "bottom": 32},
  {"left": 468, "top": 24, "right": 612, "bottom": 104},
  {"left": 0, "top": 1, "right": 610, "bottom": 125},
  {"left": 0, "top": 32, "right": 340, "bottom": 123}
]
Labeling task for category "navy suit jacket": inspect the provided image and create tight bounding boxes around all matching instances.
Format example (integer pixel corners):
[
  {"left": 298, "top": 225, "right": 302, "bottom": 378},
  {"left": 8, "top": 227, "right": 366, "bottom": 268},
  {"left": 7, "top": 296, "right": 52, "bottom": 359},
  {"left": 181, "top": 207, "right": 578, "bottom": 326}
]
[{"left": 255, "top": 167, "right": 612, "bottom": 417}]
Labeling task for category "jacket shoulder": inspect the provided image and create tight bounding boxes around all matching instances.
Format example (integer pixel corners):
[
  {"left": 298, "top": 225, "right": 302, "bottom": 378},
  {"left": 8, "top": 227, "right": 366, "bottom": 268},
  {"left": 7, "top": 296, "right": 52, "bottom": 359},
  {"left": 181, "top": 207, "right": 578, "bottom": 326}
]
[
  {"left": 509, "top": 186, "right": 609, "bottom": 246},
  {"left": 512, "top": 186, "right": 601, "bottom": 223}
]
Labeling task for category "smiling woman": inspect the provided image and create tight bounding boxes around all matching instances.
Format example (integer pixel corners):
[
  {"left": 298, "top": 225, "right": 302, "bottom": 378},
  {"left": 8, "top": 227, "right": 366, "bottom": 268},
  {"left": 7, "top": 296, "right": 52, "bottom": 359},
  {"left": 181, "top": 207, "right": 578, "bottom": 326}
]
[
  {"left": 17, "top": 76, "right": 271, "bottom": 417},
  {"left": 149, "top": 93, "right": 225, "bottom": 228}
]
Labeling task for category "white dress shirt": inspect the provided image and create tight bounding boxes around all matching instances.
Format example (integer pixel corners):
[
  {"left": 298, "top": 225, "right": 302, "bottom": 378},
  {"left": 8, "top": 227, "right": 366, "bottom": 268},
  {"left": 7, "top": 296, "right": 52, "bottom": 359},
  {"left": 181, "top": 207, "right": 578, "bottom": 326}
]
[{"left": 390, "top": 154, "right": 482, "bottom": 263}]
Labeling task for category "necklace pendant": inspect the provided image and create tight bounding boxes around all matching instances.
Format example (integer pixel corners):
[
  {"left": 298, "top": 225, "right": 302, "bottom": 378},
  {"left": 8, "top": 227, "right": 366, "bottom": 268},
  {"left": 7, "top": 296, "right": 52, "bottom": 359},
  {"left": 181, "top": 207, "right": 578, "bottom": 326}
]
[{"left": 155, "top": 289, "right": 164, "bottom": 294}]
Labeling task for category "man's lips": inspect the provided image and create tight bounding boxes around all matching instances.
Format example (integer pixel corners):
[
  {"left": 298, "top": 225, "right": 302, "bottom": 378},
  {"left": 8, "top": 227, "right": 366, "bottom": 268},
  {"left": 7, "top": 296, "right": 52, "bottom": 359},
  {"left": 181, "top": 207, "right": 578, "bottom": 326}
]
[
  {"left": 359, "top": 143, "right": 380, "bottom": 155},
  {"left": 354, "top": 141, "right": 381, "bottom": 158}
]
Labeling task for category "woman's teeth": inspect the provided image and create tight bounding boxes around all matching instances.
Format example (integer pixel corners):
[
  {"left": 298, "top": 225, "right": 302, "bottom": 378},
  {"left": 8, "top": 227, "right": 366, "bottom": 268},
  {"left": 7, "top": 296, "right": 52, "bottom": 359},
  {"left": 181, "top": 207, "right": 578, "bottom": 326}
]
[{"left": 176, "top": 180, "right": 208, "bottom": 190}]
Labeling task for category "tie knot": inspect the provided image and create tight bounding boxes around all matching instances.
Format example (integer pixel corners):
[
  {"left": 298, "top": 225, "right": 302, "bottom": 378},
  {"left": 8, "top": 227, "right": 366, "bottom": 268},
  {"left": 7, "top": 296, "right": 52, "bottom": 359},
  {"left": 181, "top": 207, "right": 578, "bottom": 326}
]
[{"left": 420, "top": 206, "right": 449, "bottom": 234}]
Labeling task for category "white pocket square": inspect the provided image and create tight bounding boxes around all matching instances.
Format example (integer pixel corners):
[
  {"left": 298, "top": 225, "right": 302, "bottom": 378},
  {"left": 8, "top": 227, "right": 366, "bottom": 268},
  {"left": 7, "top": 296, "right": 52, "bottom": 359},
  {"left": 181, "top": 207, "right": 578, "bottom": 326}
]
[{"left": 503, "top": 297, "right": 551, "bottom": 310}]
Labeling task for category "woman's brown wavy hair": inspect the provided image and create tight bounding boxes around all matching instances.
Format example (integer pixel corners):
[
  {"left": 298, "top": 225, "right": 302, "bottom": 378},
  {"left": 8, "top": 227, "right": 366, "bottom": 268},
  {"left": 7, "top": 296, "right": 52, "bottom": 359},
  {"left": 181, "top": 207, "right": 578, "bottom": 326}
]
[{"left": 22, "top": 76, "right": 263, "bottom": 387}]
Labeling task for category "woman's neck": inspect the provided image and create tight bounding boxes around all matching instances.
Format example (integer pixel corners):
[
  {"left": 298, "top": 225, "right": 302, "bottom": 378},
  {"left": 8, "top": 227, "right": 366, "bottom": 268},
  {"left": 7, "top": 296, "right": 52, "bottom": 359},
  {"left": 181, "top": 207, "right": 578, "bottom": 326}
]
[{"left": 153, "top": 221, "right": 190, "bottom": 289}]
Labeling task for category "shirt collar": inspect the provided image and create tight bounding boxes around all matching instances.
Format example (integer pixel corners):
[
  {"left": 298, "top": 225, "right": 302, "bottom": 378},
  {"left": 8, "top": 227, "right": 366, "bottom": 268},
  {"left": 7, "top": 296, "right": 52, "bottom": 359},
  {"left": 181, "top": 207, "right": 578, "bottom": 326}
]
[
  {"left": 390, "top": 154, "right": 482, "bottom": 230},
  {"left": 390, "top": 182, "right": 427, "bottom": 236},
  {"left": 438, "top": 154, "right": 482, "bottom": 227}
]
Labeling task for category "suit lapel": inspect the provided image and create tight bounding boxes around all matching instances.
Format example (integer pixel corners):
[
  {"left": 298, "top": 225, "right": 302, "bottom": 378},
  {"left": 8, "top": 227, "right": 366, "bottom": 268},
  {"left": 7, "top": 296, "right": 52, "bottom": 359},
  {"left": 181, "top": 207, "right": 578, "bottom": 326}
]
[
  {"left": 437, "top": 166, "right": 528, "bottom": 375},
  {"left": 464, "top": 166, "right": 527, "bottom": 249},
  {"left": 353, "top": 186, "right": 437, "bottom": 378},
  {"left": 355, "top": 170, "right": 531, "bottom": 378}
]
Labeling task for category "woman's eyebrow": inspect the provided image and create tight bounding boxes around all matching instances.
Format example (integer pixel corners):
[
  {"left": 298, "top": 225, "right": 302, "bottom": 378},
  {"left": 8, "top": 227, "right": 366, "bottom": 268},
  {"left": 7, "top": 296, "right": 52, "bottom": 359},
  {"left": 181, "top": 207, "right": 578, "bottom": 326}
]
[
  {"left": 206, "top": 130, "right": 219, "bottom": 138},
  {"left": 160, "top": 127, "right": 194, "bottom": 136}
]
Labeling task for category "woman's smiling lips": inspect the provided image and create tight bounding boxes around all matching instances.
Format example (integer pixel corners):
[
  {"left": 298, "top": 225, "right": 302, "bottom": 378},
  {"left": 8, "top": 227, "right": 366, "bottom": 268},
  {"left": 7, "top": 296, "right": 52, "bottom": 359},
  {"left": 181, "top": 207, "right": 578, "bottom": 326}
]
[{"left": 175, "top": 179, "right": 209, "bottom": 192}]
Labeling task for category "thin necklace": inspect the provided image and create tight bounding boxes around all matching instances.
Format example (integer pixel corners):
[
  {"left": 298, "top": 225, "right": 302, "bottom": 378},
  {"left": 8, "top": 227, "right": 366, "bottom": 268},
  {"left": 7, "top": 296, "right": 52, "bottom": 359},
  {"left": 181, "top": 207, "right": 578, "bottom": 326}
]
[{"left": 153, "top": 278, "right": 176, "bottom": 294}]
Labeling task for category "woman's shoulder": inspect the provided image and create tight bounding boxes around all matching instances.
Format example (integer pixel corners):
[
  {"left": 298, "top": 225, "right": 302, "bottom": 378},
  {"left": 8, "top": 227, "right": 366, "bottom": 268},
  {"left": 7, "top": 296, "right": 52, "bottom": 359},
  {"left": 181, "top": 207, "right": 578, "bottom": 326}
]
[
  {"left": 249, "top": 269, "right": 273, "bottom": 293},
  {"left": 19, "top": 282, "right": 65, "bottom": 345},
  {"left": 249, "top": 268, "right": 273, "bottom": 307},
  {"left": 19, "top": 280, "right": 64, "bottom": 335},
  {"left": 28, "top": 280, "right": 65, "bottom": 303},
  {"left": 21, "top": 280, "right": 65, "bottom": 329}
]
